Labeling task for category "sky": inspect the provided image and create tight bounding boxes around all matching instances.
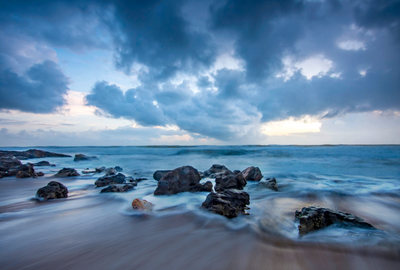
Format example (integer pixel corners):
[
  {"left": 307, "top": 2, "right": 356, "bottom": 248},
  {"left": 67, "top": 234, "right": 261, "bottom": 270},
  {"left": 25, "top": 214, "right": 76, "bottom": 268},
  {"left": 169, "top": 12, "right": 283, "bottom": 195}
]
[{"left": 0, "top": 0, "right": 399, "bottom": 146}]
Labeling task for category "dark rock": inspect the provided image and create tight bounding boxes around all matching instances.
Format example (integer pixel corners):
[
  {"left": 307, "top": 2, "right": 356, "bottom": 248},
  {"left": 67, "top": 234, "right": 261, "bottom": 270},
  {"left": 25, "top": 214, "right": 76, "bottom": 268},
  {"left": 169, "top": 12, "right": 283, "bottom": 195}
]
[
  {"left": 135, "top": 177, "right": 148, "bottom": 182},
  {"left": 36, "top": 181, "right": 68, "bottom": 200},
  {"left": 32, "top": 161, "right": 54, "bottom": 166},
  {"left": 95, "top": 166, "right": 106, "bottom": 173},
  {"left": 82, "top": 169, "right": 96, "bottom": 174},
  {"left": 154, "top": 166, "right": 213, "bottom": 195},
  {"left": 114, "top": 166, "right": 123, "bottom": 172},
  {"left": 100, "top": 183, "right": 135, "bottom": 193},
  {"left": 55, "top": 168, "right": 80, "bottom": 177},
  {"left": 95, "top": 173, "right": 126, "bottom": 187},
  {"left": 233, "top": 170, "right": 241, "bottom": 175},
  {"left": 153, "top": 170, "right": 171, "bottom": 181},
  {"left": 295, "top": 205, "right": 376, "bottom": 235},
  {"left": 12, "top": 164, "right": 37, "bottom": 178},
  {"left": 74, "top": 154, "right": 98, "bottom": 162},
  {"left": 201, "top": 190, "right": 250, "bottom": 218},
  {"left": 215, "top": 171, "right": 246, "bottom": 192},
  {"left": 37, "top": 172, "right": 45, "bottom": 177},
  {"left": 242, "top": 166, "right": 263, "bottom": 181},
  {"left": 203, "top": 164, "right": 231, "bottom": 178},
  {"left": 16, "top": 170, "right": 31, "bottom": 178},
  {"left": 0, "top": 149, "right": 71, "bottom": 159},
  {"left": 259, "top": 177, "right": 278, "bottom": 191},
  {"left": 132, "top": 198, "right": 154, "bottom": 212},
  {"left": 104, "top": 167, "right": 117, "bottom": 175},
  {"left": 0, "top": 157, "right": 22, "bottom": 171}
]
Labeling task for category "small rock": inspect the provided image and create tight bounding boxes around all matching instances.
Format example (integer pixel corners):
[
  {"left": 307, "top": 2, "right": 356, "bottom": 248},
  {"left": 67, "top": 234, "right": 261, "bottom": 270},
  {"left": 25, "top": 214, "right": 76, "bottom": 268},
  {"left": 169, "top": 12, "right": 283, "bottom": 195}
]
[
  {"left": 16, "top": 170, "right": 31, "bottom": 178},
  {"left": 104, "top": 167, "right": 117, "bottom": 175},
  {"left": 82, "top": 169, "right": 96, "bottom": 174},
  {"left": 201, "top": 190, "right": 250, "bottom": 218},
  {"left": 153, "top": 170, "right": 171, "bottom": 181},
  {"left": 36, "top": 181, "right": 68, "bottom": 200},
  {"left": 74, "top": 154, "right": 98, "bottom": 162},
  {"left": 259, "top": 177, "right": 278, "bottom": 191},
  {"left": 114, "top": 166, "right": 123, "bottom": 172},
  {"left": 135, "top": 177, "right": 148, "bottom": 182},
  {"left": 242, "top": 166, "right": 263, "bottom": 181},
  {"left": 132, "top": 198, "right": 154, "bottom": 212},
  {"left": 55, "top": 168, "right": 80, "bottom": 177},
  {"left": 100, "top": 184, "right": 135, "bottom": 193},
  {"left": 95, "top": 166, "right": 106, "bottom": 173},
  {"left": 203, "top": 164, "right": 230, "bottom": 178},
  {"left": 215, "top": 171, "right": 247, "bottom": 192},
  {"left": 95, "top": 173, "right": 126, "bottom": 187},
  {"left": 37, "top": 172, "right": 45, "bottom": 177},
  {"left": 32, "top": 161, "right": 54, "bottom": 166}
]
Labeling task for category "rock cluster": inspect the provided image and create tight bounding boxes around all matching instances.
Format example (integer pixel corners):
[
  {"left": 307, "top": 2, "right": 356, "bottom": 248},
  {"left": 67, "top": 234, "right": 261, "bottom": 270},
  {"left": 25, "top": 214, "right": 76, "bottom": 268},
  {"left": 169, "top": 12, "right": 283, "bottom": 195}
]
[
  {"left": 36, "top": 181, "right": 68, "bottom": 200},
  {"left": 154, "top": 166, "right": 212, "bottom": 195},
  {"left": 201, "top": 190, "right": 250, "bottom": 219},
  {"left": 55, "top": 168, "right": 80, "bottom": 177},
  {"left": 295, "top": 205, "right": 376, "bottom": 235}
]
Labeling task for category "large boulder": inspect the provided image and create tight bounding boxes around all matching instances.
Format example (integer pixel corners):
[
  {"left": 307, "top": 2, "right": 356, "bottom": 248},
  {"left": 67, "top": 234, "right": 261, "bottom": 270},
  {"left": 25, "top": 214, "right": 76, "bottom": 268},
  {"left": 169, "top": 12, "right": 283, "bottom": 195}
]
[
  {"left": 55, "top": 168, "right": 80, "bottom": 177},
  {"left": 100, "top": 184, "right": 135, "bottom": 193},
  {"left": 154, "top": 166, "right": 213, "bottom": 195},
  {"left": 295, "top": 206, "right": 376, "bottom": 235},
  {"left": 201, "top": 190, "right": 250, "bottom": 218},
  {"left": 153, "top": 170, "right": 171, "bottom": 181},
  {"left": 259, "top": 177, "right": 278, "bottom": 191},
  {"left": 215, "top": 171, "right": 247, "bottom": 192},
  {"left": 95, "top": 173, "right": 126, "bottom": 187},
  {"left": 74, "top": 154, "right": 98, "bottom": 162},
  {"left": 36, "top": 181, "right": 68, "bottom": 200},
  {"left": 132, "top": 198, "right": 154, "bottom": 212},
  {"left": 203, "top": 164, "right": 231, "bottom": 178},
  {"left": 0, "top": 149, "right": 71, "bottom": 159},
  {"left": 242, "top": 166, "right": 263, "bottom": 181}
]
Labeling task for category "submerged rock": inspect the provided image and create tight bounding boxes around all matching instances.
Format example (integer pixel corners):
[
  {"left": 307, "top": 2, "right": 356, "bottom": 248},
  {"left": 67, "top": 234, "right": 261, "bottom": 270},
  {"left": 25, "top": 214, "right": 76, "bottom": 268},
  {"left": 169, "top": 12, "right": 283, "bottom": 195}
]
[
  {"left": 201, "top": 190, "right": 250, "bottom": 218},
  {"left": 242, "top": 166, "right": 263, "bottom": 181},
  {"left": 37, "top": 172, "right": 45, "bottom": 177},
  {"left": 215, "top": 171, "right": 247, "bottom": 192},
  {"left": 114, "top": 166, "right": 123, "bottom": 172},
  {"left": 295, "top": 205, "right": 376, "bottom": 235},
  {"left": 154, "top": 166, "right": 212, "bottom": 195},
  {"left": 82, "top": 169, "right": 96, "bottom": 174},
  {"left": 36, "top": 181, "right": 68, "bottom": 200},
  {"left": 100, "top": 184, "right": 135, "bottom": 193},
  {"left": 104, "top": 167, "right": 117, "bottom": 175},
  {"left": 32, "top": 161, "right": 54, "bottom": 167},
  {"left": 259, "top": 177, "right": 278, "bottom": 191},
  {"left": 55, "top": 168, "right": 80, "bottom": 177},
  {"left": 95, "top": 173, "right": 126, "bottom": 187},
  {"left": 74, "top": 154, "right": 98, "bottom": 162},
  {"left": 203, "top": 164, "right": 231, "bottom": 178},
  {"left": 95, "top": 166, "right": 106, "bottom": 173},
  {"left": 153, "top": 170, "right": 171, "bottom": 181},
  {"left": 0, "top": 149, "right": 71, "bottom": 159},
  {"left": 132, "top": 198, "right": 154, "bottom": 212}
]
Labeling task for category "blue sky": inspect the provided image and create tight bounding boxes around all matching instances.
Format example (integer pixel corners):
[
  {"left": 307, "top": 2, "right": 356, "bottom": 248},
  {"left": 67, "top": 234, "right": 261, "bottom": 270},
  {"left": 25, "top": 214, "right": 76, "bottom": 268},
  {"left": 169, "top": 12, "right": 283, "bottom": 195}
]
[{"left": 0, "top": 0, "right": 400, "bottom": 146}]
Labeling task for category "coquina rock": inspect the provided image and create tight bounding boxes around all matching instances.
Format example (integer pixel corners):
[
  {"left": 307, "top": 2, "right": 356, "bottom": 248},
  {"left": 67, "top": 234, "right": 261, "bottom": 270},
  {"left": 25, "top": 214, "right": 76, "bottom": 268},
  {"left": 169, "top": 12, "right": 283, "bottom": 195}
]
[
  {"left": 295, "top": 205, "right": 376, "bottom": 235},
  {"left": 132, "top": 198, "right": 154, "bottom": 212},
  {"left": 95, "top": 173, "right": 126, "bottom": 187},
  {"left": 100, "top": 184, "right": 135, "bottom": 193},
  {"left": 55, "top": 168, "right": 80, "bottom": 177},
  {"left": 242, "top": 166, "right": 263, "bottom": 181},
  {"left": 201, "top": 190, "right": 250, "bottom": 218},
  {"left": 36, "top": 181, "right": 68, "bottom": 200},
  {"left": 153, "top": 170, "right": 171, "bottom": 181},
  {"left": 203, "top": 164, "right": 231, "bottom": 178},
  {"left": 215, "top": 171, "right": 247, "bottom": 192},
  {"left": 74, "top": 154, "right": 98, "bottom": 162},
  {"left": 154, "top": 166, "right": 212, "bottom": 195}
]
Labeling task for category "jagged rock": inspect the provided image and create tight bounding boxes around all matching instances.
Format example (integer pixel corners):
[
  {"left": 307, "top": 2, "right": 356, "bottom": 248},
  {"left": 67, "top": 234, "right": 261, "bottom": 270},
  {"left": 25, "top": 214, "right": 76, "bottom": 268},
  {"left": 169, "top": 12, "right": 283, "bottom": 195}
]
[
  {"left": 104, "top": 167, "right": 117, "bottom": 175},
  {"left": 100, "top": 184, "right": 135, "bottom": 193},
  {"left": 153, "top": 170, "right": 171, "bottom": 181},
  {"left": 201, "top": 190, "right": 250, "bottom": 218},
  {"left": 259, "top": 177, "right": 278, "bottom": 191},
  {"left": 114, "top": 166, "right": 123, "bottom": 172},
  {"left": 242, "top": 166, "right": 263, "bottom": 181},
  {"left": 95, "top": 166, "right": 106, "bottom": 173},
  {"left": 132, "top": 198, "right": 154, "bottom": 212},
  {"left": 36, "top": 181, "right": 68, "bottom": 200},
  {"left": 95, "top": 173, "right": 126, "bottom": 187},
  {"left": 215, "top": 171, "right": 247, "bottom": 192},
  {"left": 55, "top": 168, "right": 80, "bottom": 177},
  {"left": 32, "top": 161, "right": 54, "bottom": 166},
  {"left": 203, "top": 164, "right": 231, "bottom": 178},
  {"left": 295, "top": 205, "right": 376, "bottom": 235},
  {"left": 74, "top": 154, "right": 98, "bottom": 162},
  {"left": 0, "top": 149, "right": 70, "bottom": 159},
  {"left": 154, "top": 166, "right": 213, "bottom": 195}
]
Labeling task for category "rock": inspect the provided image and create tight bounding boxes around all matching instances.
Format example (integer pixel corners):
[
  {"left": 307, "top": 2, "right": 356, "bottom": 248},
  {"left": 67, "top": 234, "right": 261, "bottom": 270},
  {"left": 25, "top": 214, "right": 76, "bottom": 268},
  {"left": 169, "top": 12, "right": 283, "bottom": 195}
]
[
  {"left": 55, "top": 168, "right": 80, "bottom": 177},
  {"left": 32, "top": 161, "right": 54, "bottom": 166},
  {"left": 203, "top": 164, "right": 231, "bottom": 178},
  {"left": 37, "top": 172, "right": 45, "bottom": 177},
  {"left": 95, "top": 166, "right": 106, "bottom": 173},
  {"left": 135, "top": 177, "right": 148, "bottom": 182},
  {"left": 95, "top": 173, "right": 126, "bottom": 187},
  {"left": 215, "top": 171, "right": 247, "bottom": 192},
  {"left": 132, "top": 198, "right": 154, "bottom": 212},
  {"left": 242, "top": 166, "right": 263, "bottom": 181},
  {"left": 295, "top": 206, "right": 376, "bottom": 235},
  {"left": 82, "top": 169, "right": 96, "bottom": 174},
  {"left": 100, "top": 184, "right": 135, "bottom": 193},
  {"left": 125, "top": 176, "right": 136, "bottom": 183},
  {"left": 104, "top": 167, "right": 117, "bottom": 175},
  {"left": 259, "top": 177, "right": 278, "bottom": 191},
  {"left": 11, "top": 164, "right": 37, "bottom": 178},
  {"left": 0, "top": 149, "right": 71, "bottom": 159},
  {"left": 154, "top": 166, "right": 213, "bottom": 195},
  {"left": 114, "top": 166, "right": 123, "bottom": 172},
  {"left": 153, "top": 170, "right": 171, "bottom": 181},
  {"left": 0, "top": 157, "right": 22, "bottom": 171},
  {"left": 201, "top": 190, "right": 250, "bottom": 218},
  {"left": 74, "top": 154, "right": 98, "bottom": 162},
  {"left": 16, "top": 170, "right": 31, "bottom": 178},
  {"left": 36, "top": 181, "right": 68, "bottom": 200}
]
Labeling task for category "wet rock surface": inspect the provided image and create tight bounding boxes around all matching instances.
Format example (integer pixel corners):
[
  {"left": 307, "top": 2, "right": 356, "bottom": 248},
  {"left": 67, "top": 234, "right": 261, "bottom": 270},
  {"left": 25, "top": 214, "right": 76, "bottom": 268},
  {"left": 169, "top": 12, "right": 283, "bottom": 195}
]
[
  {"left": 259, "top": 177, "right": 278, "bottom": 191},
  {"left": 203, "top": 164, "right": 231, "bottom": 178},
  {"left": 55, "top": 168, "right": 80, "bottom": 177},
  {"left": 0, "top": 157, "right": 22, "bottom": 171},
  {"left": 154, "top": 166, "right": 212, "bottom": 195},
  {"left": 100, "top": 183, "right": 135, "bottom": 193},
  {"left": 11, "top": 164, "right": 37, "bottom": 178},
  {"left": 295, "top": 205, "right": 376, "bottom": 235},
  {"left": 132, "top": 198, "right": 154, "bottom": 212},
  {"left": 153, "top": 170, "right": 171, "bottom": 181},
  {"left": 215, "top": 171, "right": 247, "bottom": 192},
  {"left": 36, "top": 181, "right": 68, "bottom": 200},
  {"left": 74, "top": 154, "right": 98, "bottom": 162},
  {"left": 201, "top": 190, "right": 250, "bottom": 218},
  {"left": 32, "top": 161, "right": 55, "bottom": 167},
  {"left": 242, "top": 166, "right": 263, "bottom": 181},
  {"left": 0, "top": 149, "right": 71, "bottom": 159},
  {"left": 95, "top": 173, "right": 126, "bottom": 187}
]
